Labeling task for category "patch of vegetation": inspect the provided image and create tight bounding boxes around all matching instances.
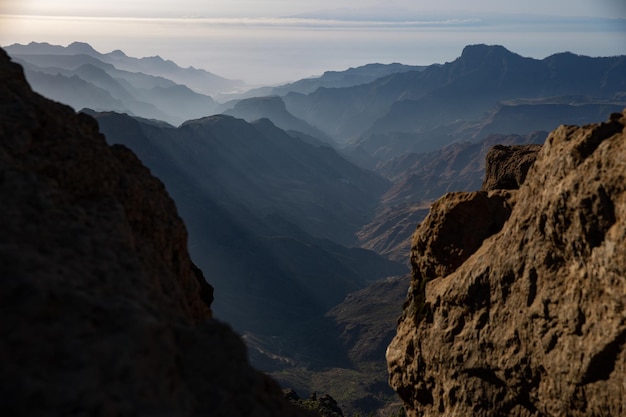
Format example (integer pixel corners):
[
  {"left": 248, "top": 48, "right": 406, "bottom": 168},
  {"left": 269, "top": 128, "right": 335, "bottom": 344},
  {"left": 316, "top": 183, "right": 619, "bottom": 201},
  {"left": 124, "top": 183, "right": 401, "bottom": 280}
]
[{"left": 274, "top": 366, "right": 396, "bottom": 417}]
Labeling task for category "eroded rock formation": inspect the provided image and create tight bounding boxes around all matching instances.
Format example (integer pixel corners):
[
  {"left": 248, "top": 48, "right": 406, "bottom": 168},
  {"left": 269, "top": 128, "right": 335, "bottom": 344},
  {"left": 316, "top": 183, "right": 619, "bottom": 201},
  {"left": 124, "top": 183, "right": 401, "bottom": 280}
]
[
  {"left": 388, "top": 111, "right": 626, "bottom": 416},
  {"left": 0, "top": 48, "right": 310, "bottom": 416},
  {"left": 482, "top": 144, "right": 542, "bottom": 191}
]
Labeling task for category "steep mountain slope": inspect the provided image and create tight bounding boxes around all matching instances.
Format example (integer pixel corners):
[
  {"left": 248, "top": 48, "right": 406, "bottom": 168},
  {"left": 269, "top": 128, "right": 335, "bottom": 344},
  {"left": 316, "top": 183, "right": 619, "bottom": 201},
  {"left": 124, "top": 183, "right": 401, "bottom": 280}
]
[
  {"left": 0, "top": 47, "right": 309, "bottom": 417},
  {"left": 357, "top": 203, "right": 431, "bottom": 263},
  {"left": 223, "top": 96, "right": 335, "bottom": 145},
  {"left": 378, "top": 132, "right": 548, "bottom": 205},
  {"left": 91, "top": 110, "right": 404, "bottom": 339},
  {"left": 283, "top": 76, "right": 411, "bottom": 142},
  {"left": 262, "top": 276, "right": 409, "bottom": 417},
  {"left": 388, "top": 110, "right": 626, "bottom": 416},
  {"left": 356, "top": 132, "right": 547, "bottom": 262}
]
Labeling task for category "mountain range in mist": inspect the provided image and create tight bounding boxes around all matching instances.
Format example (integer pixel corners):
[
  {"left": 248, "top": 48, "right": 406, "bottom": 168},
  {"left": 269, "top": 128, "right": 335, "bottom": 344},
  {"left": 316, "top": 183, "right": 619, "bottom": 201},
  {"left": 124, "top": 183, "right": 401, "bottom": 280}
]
[
  {"left": 5, "top": 41, "right": 244, "bottom": 125},
  {"left": 4, "top": 41, "right": 626, "bottom": 415},
  {"left": 280, "top": 44, "right": 625, "bottom": 163},
  {"left": 8, "top": 41, "right": 623, "bottom": 167}
]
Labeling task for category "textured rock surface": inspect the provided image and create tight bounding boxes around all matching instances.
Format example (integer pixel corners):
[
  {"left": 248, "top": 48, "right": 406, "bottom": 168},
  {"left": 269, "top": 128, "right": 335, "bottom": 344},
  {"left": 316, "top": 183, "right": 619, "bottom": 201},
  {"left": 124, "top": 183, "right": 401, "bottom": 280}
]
[
  {"left": 388, "top": 110, "right": 626, "bottom": 416},
  {"left": 482, "top": 144, "right": 542, "bottom": 191},
  {"left": 0, "top": 48, "right": 310, "bottom": 416}
]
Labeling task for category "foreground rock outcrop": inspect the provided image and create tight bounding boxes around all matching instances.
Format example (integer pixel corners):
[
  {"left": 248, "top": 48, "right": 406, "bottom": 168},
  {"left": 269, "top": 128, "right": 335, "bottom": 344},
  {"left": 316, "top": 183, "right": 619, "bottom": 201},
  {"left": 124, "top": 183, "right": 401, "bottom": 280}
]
[
  {"left": 388, "top": 111, "right": 626, "bottom": 416},
  {"left": 0, "top": 48, "right": 310, "bottom": 416}
]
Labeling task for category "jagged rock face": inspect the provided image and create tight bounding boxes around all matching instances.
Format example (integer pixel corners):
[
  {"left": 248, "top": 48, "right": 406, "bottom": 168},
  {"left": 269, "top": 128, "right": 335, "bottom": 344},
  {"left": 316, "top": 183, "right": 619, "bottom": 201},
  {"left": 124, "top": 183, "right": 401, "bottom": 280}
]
[
  {"left": 387, "top": 111, "right": 626, "bottom": 417},
  {"left": 481, "top": 144, "right": 542, "bottom": 191},
  {"left": 0, "top": 48, "right": 310, "bottom": 417}
]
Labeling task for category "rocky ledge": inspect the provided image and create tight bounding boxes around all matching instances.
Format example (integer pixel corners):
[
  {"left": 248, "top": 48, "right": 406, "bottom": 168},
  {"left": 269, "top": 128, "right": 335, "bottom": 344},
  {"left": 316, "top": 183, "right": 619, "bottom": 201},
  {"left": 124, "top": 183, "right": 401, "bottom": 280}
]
[
  {"left": 387, "top": 111, "right": 626, "bottom": 416},
  {"left": 0, "top": 48, "right": 310, "bottom": 416}
]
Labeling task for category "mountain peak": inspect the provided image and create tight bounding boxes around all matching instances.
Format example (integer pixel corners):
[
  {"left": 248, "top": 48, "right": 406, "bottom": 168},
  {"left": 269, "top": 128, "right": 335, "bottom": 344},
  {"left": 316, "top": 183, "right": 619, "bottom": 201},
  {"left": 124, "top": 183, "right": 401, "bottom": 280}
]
[
  {"left": 28, "top": 41, "right": 52, "bottom": 47},
  {"left": 455, "top": 44, "right": 526, "bottom": 71},
  {"left": 109, "top": 49, "right": 127, "bottom": 58},
  {"left": 460, "top": 44, "right": 511, "bottom": 60},
  {"left": 67, "top": 41, "right": 100, "bottom": 56}
]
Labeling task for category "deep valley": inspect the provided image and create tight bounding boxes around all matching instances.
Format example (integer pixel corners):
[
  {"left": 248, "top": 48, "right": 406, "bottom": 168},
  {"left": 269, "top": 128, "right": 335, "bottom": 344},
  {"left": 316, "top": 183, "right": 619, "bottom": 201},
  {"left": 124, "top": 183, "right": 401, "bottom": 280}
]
[{"left": 2, "top": 40, "right": 625, "bottom": 416}]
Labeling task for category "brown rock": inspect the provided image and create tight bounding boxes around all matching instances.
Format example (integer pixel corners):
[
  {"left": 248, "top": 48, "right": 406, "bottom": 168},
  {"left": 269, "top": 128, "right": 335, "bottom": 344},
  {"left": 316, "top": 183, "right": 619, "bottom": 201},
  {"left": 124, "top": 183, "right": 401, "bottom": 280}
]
[
  {"left": 0, "top": 48, "right": 310, "bottom": 416},
  {"left": 388, "top": 110, "right": 626, "bottom": 416},
  {"left": 482, "top": 144, "right": 542, "bottom": 191},
  {"left": 402, "top": 189, "right": 514, "bottom": 325}
]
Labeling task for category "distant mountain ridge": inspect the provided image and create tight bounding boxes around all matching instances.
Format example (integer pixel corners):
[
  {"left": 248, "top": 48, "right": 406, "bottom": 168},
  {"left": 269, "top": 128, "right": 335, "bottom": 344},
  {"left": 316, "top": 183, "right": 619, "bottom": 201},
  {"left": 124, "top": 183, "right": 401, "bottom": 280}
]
[
  {"left": 7, "top": 51, "right": 221, "bottom": 125},
  {"left": 13, "top": 57, "right": 209, "bottom": 124},
  {"left": 366, "top": 46, "right": 626, "bottom": 133},
  {"left": 5, "top": 41, "right": 245, "bottom": 95},
  {"left": 10, "top": 42, "right": 620, "bottom": 167},
  {"left": 280, "top": 44, "right": 626, "bottom": 162},
  {"left": 240, "top": 62, "right": 427, "bottom": 98},
  {"left": 4, "top": 41, "right": 253, "bottom": 125}
]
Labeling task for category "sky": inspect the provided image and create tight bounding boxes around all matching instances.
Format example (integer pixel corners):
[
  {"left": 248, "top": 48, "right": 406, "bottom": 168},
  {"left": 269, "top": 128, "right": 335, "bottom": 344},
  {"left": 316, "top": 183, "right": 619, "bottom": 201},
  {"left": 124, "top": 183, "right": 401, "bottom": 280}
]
[{"left": 1, "top": 0, "right": 625, "bottom": 85}]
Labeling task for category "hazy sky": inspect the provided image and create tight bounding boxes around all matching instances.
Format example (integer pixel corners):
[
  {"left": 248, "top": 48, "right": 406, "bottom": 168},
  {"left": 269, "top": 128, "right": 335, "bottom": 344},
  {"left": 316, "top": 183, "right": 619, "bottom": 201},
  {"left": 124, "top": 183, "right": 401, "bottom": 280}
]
[{"left": 1, "top": 0, "right": 625, "bottom": 84}]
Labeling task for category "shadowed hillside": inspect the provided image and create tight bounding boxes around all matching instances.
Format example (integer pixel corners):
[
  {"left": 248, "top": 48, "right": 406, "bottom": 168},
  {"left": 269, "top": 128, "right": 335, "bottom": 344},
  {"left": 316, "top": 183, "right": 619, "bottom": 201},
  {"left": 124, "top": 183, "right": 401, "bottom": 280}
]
[{"left": 0, "top": 46, "right": 312, "bottom": 417}]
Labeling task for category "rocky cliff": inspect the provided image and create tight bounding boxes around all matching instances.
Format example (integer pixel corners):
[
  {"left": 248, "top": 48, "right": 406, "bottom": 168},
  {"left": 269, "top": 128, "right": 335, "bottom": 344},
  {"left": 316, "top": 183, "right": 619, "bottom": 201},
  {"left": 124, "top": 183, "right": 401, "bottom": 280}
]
[
  {"left": 0, "top": 48, "right": 310, "bottom": 416},
  {"left": 387, "top": 111, "right": 626, "bottom": 416}
]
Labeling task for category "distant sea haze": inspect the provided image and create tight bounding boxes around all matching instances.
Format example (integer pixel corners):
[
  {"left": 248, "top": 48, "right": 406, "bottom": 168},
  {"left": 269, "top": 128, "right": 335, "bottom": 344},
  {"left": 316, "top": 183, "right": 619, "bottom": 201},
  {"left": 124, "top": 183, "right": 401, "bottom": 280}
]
[{"left": 1, "top": 13, "right": 625, "bottom": 84}]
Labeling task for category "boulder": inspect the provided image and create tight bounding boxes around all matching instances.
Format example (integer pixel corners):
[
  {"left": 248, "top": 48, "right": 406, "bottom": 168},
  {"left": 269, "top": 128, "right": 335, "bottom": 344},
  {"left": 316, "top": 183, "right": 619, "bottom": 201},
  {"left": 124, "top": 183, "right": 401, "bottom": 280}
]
[{"left": 482, "top": 144, "right": 542, "bottom": 191}]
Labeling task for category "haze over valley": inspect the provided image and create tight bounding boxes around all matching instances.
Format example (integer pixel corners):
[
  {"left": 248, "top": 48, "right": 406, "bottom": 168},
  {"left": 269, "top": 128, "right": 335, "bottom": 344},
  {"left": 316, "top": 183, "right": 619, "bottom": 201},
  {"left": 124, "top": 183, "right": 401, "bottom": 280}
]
[
  {"left": 4, "top": 37, "right": 625, "bottom": 414},
  {"left": 2, "top": 1, "right": 626, "bottom": 415}
]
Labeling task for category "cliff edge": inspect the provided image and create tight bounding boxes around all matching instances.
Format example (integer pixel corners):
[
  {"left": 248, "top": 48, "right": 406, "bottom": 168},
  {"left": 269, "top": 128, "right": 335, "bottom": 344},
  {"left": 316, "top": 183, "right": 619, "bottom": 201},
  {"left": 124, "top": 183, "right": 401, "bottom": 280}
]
[
  {"left": 0, "top": 48, "right": 309, "bottom": 416},
  {"left": 387, "top": 110, "right": 626, "bottom": 416}
]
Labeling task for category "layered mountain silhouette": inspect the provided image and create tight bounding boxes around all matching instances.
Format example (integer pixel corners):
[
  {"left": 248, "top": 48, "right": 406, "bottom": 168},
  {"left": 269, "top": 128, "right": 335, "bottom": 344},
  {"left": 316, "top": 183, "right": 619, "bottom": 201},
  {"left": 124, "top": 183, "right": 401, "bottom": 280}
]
[
  {"left": 4, "top": 42, "right": 246, "bottom": 125},
  {"left": 9, "top": 42, "right": 624, "bottom": 168},
  {"left": 279, "top": 45, "right": 625, "bottom": 164},
  {"left": 240, "top": 62, "right": 426, "bottom": 98},
  {"left": 6, "top": 41, "right": 244, "bottom": 95},
  {"left": 222, "top": 96, "right": 336, "bottom": 145}
]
